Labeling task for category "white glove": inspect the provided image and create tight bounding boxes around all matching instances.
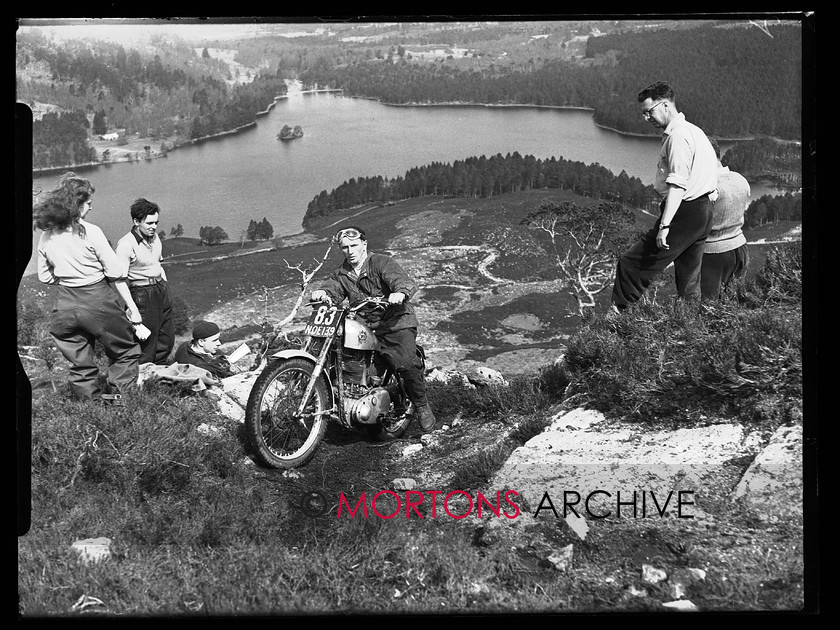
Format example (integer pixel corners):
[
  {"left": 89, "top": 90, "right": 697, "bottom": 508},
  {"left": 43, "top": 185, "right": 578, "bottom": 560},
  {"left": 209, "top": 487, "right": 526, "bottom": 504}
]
[
  {"left": 133, "top": 323, "right": 152, "bottom": 341},
  {"left": 388, "top": 292, "right": 406, "bottom": 305},
  {"left": 311, "top": 290, "right": 331, "bottom": 304}
]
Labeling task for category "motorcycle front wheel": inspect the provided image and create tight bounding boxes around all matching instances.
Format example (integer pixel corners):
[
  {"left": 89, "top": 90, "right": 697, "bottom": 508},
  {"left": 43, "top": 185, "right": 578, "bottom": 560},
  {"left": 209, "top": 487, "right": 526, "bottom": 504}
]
[{"left": 245, "top": 358, "right": 331, "bottom": 469}]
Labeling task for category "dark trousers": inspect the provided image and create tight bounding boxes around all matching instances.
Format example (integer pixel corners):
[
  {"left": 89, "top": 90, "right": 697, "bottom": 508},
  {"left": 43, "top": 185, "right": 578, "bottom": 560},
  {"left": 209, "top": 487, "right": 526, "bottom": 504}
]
[
  {"left": 612, "top": 196, "right": 714, "bottom": 309},
  {"left": 701, "top": 244, "right": 749, "bottom": 299},
  {"left": 374, "top": 327, "right": 428, "bottom": 408},
  {"left": 130, "top": 281, "right": 174, "bottom": 364},
  {"left": 49, "top": 280, "right": 141, "bottom": 400}
]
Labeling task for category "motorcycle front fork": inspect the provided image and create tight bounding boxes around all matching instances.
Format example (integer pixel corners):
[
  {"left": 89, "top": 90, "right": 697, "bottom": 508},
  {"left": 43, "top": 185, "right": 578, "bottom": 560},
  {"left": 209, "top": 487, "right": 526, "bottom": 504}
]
[{"left": 295, "top": 335, "right": 336, "bottom": 422}]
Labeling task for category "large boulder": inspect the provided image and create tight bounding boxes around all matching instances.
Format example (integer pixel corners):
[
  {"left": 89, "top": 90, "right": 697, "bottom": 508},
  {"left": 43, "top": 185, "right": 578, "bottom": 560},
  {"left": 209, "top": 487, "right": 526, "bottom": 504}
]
[
  {"left": 466, "top": 366, "right": 509, "bottom": 387},
  {"left": 730, "top": 424, "right": 803, "bottom": 522},
  {"left": 490, "top": 407, "right": 752, "bottom": 529}
]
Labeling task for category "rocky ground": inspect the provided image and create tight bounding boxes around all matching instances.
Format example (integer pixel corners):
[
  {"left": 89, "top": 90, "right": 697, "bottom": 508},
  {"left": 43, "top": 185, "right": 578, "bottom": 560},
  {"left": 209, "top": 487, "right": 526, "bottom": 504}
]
[
  {"left": 204, "top": 365, "right": 806, "bottom": 611},
  {"left": 19, "top": 196, "right": 807, "bottom": 611},
  {"left": 201, "top": 205, "right": 575, "bottom": 377}
]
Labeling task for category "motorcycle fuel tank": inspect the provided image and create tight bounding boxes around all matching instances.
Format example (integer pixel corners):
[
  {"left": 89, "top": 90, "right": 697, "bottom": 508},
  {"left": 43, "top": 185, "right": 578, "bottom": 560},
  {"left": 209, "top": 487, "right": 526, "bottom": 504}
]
[{"left": 343, "top": 318, "right": 377, "bottom": 351}]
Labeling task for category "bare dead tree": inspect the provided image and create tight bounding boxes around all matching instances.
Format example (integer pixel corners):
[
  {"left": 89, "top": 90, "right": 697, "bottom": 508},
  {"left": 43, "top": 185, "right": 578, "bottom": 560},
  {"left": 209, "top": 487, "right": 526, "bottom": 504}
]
[
  {"left": 522, "top": 200, "right": 636, "bottom": 316},
  {"left": 252, "top": 239, "right": 335, "bottom": 368}
]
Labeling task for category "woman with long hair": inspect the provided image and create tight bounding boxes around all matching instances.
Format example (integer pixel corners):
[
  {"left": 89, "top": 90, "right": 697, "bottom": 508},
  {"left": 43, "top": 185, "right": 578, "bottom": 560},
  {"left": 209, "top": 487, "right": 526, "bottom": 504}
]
[{"left": 34, "top": 172, "right": 145, "bottom": 402}]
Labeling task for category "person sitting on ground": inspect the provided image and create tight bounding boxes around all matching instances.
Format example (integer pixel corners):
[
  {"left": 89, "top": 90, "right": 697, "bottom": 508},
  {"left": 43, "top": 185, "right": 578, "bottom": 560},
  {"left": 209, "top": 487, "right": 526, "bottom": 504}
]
[{"left": 172, "top": 320, "right": 234, "bottom": 379}]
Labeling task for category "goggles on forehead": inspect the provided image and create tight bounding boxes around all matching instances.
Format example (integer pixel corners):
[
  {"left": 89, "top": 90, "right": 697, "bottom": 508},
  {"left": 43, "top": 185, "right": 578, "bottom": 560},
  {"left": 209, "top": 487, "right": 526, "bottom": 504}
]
[{"left": 334, "top": 227, "right": 365, "bottom": 242}]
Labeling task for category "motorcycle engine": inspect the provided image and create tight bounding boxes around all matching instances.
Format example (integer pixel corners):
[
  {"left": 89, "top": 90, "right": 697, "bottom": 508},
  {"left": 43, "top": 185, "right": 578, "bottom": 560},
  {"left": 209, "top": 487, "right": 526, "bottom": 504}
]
[
  {"left": 341, "top": 348, "right": 371, "bottom": 385},
  {"left": 344, "top": 387, "right": 391, "bottom": 424}
]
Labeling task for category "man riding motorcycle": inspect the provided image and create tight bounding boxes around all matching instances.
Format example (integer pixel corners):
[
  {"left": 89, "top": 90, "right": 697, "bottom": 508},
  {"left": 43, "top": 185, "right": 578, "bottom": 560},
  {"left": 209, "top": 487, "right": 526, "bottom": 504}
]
[{"left": 310, "top": 226, "right": 436, "bottom": 433}]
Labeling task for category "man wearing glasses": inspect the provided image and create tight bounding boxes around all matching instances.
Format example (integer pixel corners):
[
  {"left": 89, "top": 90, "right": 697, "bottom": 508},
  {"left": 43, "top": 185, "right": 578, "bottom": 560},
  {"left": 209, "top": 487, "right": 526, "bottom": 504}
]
[
  {"left": 311, "top": 226, "right": 437, "bottom": 433},
  {"left": 611, "top": 81, "right": 719, "bottom": 311}
]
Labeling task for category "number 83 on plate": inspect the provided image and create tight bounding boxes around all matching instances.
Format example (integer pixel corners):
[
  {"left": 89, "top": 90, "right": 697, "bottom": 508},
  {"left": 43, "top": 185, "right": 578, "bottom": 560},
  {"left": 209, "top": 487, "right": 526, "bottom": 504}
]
[{"left": 304, "top": 305, "right": 338, "bottom": 337}]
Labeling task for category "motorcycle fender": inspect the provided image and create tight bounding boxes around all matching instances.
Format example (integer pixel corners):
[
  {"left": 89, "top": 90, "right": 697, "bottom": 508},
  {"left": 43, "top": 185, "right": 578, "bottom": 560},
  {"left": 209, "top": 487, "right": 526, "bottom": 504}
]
[
  {"left": 269, "top": 349, "right": 317, "bottom": 362},
  {"left": 267, "top": 350, "right": 335, "bottom": 407}
]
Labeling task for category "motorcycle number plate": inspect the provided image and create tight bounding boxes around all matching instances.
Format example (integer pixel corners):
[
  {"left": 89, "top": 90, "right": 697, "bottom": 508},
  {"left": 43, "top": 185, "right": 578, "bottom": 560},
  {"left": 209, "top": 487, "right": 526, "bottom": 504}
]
[{"left": 304, "top": 305, "right": 338, "bottom": 337}]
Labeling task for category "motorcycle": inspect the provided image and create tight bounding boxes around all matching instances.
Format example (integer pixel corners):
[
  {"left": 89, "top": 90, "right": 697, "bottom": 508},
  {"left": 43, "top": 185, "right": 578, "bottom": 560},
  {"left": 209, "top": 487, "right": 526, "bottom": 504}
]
[{"left": 245, "top": 296, "right": 425, "bottom": 469}]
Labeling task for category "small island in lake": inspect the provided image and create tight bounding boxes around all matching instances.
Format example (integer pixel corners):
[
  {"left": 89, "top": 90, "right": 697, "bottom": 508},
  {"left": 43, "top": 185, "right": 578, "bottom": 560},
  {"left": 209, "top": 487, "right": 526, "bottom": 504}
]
[{"left": 278, "top": 125, "right": 304, "bottom": 140}]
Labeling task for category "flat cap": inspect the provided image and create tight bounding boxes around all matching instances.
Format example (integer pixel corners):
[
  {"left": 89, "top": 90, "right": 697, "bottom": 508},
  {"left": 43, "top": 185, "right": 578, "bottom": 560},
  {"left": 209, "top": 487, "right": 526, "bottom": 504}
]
[{"left": 192, "top": 320, "right": 220, "bottom": 340}]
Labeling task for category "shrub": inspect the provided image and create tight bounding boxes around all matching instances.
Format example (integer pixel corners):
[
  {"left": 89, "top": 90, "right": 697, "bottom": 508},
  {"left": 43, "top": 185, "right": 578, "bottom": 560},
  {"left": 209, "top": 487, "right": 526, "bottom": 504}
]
[
  {"left": 448, "top": 445, "right": 513, "bottom": 491},
  {"left": 561, "top": 281, "right": 802, "bottom": 428},
  {"left": 427, "top": 363, "right": 567, "bottom": 424},
  {"left": 736, "top": 240, "right": 802, "bottom": 306}
]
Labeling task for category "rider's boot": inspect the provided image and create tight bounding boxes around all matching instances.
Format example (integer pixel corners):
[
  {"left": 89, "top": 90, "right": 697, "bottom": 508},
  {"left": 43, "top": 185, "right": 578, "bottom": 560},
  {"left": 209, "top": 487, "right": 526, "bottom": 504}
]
[
  {"left": 415, "top": 403, "right": 436, "bottom": 433},
  {"left": 402, "top": 370, "right": 436, "bottom": 433}
]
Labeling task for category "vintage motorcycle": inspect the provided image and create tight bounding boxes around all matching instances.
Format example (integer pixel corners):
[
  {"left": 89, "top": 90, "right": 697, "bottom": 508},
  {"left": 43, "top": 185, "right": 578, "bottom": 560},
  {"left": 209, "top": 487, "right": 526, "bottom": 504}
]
[{"left": 244, "top": 296, "right": 425, "bottom": 469}]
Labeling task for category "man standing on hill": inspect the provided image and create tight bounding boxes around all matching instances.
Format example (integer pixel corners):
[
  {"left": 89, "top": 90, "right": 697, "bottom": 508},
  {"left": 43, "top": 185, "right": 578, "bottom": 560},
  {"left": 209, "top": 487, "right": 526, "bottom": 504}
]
[
  {"left": 611, "top": 81, "right": 719, "bottom": 311},
  {"left": 701, "top": 138, "right": 751, "bottom": 299},
  {"left": 116, "top": 198, "right": 174, "bottom": 364},
  {"left": 310, "top": 226, "right": 437, "bottom": 434}
]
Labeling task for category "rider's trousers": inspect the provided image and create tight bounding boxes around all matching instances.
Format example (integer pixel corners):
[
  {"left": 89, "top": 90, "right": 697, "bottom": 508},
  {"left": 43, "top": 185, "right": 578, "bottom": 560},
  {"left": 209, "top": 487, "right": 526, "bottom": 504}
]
[{"left": 374, "top": 327, "right": 428, "bottom": 408}]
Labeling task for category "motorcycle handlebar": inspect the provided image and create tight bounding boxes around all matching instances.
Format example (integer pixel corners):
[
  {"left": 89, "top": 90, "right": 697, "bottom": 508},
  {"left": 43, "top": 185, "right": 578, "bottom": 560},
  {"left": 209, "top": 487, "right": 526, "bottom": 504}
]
[{"left": 306, "top": 296, "right": 393, "bottom": 311}]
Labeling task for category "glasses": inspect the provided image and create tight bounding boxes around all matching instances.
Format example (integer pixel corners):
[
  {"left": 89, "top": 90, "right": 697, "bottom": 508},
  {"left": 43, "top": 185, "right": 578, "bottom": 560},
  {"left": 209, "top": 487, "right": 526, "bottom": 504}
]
[
  {"left": 334, "top": 227, "right": 365, "bottom": 242},
  {"left": 642, "top": 101, "right": 665, "bottom": 119}
]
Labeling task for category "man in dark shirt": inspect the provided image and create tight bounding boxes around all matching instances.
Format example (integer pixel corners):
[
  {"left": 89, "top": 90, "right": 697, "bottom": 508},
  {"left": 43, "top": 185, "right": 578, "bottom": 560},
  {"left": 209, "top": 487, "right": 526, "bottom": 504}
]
[
  {"left": 311, "top": 226, "right": 436, "bottom": 433},
  {"left": 172, "top": 320, "right": 233, "bottom": 379}
]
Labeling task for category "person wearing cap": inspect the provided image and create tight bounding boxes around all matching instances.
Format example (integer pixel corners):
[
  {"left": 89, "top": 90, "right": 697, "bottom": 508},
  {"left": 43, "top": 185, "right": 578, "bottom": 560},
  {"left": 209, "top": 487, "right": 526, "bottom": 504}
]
[
  {"left": 172, "top": 320, "right": 233, "bottom": 379},
  {"left": 115, "top": 198, "right": 175, "bottom": 364},
  {"left": 700, "top": 138, "right": 750, "bottom": 299},
  {"left": 311, "top": 226, "right": 437, "bottom": 433},
  {"left": 611, "top": 81, "right": 718, "bottom": 312}
]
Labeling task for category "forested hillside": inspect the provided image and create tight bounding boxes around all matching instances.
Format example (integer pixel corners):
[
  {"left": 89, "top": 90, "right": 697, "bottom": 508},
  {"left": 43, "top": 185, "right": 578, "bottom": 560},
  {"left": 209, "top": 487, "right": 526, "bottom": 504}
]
[
  {"left": 17, "top": 19, "right": 804, "bottom": 172},
  {"left": 297, "top": 21, "right": 801, "bottom": 140},
  {"left": 304, "top": 152, "right": 655, "bottom": 227},
  {"left": 723, "top": 137, "right": 802, "bottom": 188},
  {"left": 584, "top": 22, "right": 801, "bottom": 138},
  {"left": 17, "top": 29, "right": 287, "bottom": 169},
  {"left": 744, "top": 192, "right": 802, "bottom": 229}
]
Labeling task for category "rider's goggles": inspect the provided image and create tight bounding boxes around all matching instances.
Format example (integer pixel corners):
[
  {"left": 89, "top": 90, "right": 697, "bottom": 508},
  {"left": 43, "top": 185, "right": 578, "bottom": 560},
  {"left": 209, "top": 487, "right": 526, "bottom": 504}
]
[{"left": 334, "top": 227, "right": 365, "bottom": 242}]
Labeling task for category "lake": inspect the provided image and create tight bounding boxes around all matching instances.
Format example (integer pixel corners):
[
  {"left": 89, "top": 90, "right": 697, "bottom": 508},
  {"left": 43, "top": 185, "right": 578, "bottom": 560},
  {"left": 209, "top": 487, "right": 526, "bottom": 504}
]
[{"left": 21, "top": 90, "right": 783, "bottom": 277}]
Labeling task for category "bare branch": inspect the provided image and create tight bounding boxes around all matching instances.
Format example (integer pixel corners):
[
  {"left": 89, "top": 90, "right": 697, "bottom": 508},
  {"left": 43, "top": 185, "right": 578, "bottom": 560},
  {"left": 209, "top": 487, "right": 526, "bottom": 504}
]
[{"left": 272, "top": 240, "right": 335, "bottom": 332}]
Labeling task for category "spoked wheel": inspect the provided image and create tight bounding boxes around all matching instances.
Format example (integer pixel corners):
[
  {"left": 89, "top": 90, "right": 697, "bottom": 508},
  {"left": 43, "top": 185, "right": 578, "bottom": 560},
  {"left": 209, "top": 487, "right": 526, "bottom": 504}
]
[{"left": 245, "top": 358, "right": 332, "bottom": 469}]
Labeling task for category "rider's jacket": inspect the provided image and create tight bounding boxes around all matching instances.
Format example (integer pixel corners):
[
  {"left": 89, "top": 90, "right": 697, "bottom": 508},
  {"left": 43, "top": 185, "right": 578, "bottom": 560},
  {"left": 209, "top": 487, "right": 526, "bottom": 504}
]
[{"left": 319, "top": 252, "right": 419, "bottom": 333}]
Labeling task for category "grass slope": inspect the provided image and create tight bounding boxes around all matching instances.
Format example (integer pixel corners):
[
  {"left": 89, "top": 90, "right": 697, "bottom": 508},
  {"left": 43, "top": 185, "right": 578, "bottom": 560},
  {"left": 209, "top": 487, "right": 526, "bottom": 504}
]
[{"left": 17, "top": 192, "right": 807, "bottom": 615}]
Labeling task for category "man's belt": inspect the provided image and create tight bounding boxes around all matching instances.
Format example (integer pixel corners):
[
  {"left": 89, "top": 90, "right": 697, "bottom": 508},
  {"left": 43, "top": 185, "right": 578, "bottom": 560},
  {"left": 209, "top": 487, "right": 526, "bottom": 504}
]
[{"left": 129, "top": 276, "right": 163, "bottom": 287}]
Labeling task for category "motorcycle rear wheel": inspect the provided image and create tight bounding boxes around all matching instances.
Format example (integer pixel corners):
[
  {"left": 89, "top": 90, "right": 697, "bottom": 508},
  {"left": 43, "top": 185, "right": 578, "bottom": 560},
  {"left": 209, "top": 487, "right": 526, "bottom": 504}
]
[
  {"left": 381, "top": 401, "right": 414, "bottom": 439},
  {"left": 245, "top": 358, "right": 331, "bottom": 469}
]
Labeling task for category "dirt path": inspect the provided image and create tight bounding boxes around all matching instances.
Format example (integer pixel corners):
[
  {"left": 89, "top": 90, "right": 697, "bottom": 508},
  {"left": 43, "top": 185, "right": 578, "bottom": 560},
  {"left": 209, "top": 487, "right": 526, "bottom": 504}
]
[{"left": 416, "top": 245, "right": 510, "bottom": 286}]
